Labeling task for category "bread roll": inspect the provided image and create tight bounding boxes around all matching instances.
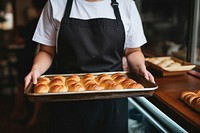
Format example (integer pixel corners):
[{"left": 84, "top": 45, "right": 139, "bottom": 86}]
[
  {"left": 113, "top": 75, "right": 127, "bottom": 84},
  {"left": 168, "top": 62, "right": 181, "bottom": 67},
  {"left": 158, "top": 59, "right": 174, "bottom": 68},
  {"left": 67, "top": 75, "right": 80, "bottom": 82},
  {"left": 85, "top": 83, "right": 103, "bottom": 91},
  {"left": 150, "top": 58, "right": 165, "bottom": 64},
  {"left": 104, "top": 83, "right": 123, "bottom": 90},
  {"left": 49, "top": 78, "right": 65, "bottom": 88},
  {"left": 49, "top": 85, "right": 68, "bottom": 93},
  {"left": 99, "top": 79, "right": 116, "bottom": 87},
  {"left": 34, "top": 84, "right": 49, "bottom": 93},
  {"left": 95, "top": 74, "right": 111, "bottom": 83},
  {"left": 68, "top": 83, "right": 85, "bottom": 92},
  {"left": 194, "top": 90, "right": 200, "bottom": 96},
  {"left": 180, "top": 90, "right": 200, "bottom": 112},
  {"left": 52, "top": 76, "right": 66, "bottom": 82},
  {"left": 37, "top": 77, "right": 50, "bottom": 85},
  {"left": 81, "top": 73, "right": 94, "bottom": 81},
  {"left": 111, "top": 73, "right": 127, "bottom": 80}
]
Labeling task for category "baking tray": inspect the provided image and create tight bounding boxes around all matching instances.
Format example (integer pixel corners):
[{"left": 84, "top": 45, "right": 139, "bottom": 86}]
[
  {"left": 145, "top": 56, "right": 196, "bottom": 76},
  {"left": 24, "top": 71, "right": 158, "bottom": 102}
]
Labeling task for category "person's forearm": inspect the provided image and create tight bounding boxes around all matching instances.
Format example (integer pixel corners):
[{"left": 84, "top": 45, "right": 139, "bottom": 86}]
[
  {"left": 125, "top": 48, "right": 146, "bottom": 73},
  {"left": 31, "top": 51, "right": 54, "bottom": 75}
]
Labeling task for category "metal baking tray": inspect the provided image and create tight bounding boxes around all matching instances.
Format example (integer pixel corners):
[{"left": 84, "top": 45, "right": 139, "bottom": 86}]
[{"left": 24, "top": 71, "right": 158, "bottom": 102}]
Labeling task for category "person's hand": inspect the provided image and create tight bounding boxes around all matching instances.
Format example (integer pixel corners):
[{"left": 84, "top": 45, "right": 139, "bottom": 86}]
[
  {"left": 24, "top": 69, "right": 41, "bottom": 90},
  {"left": 136, "top": 65, "right": 155, "bottom": 83}
]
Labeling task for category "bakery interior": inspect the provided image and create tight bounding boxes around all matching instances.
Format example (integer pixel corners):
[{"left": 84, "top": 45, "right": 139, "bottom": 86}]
[{"left": 0, "top": 0, "right": 200, "bottom": 133}]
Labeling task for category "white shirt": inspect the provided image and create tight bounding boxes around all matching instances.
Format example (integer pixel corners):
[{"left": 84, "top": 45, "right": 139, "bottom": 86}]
[{"left": 32, "top": 0, "right": 147, "bottom": 48}]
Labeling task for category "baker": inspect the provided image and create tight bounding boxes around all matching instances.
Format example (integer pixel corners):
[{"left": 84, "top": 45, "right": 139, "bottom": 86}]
[{"left": 24, "top": 0, "right": 155, "bottom": 132}]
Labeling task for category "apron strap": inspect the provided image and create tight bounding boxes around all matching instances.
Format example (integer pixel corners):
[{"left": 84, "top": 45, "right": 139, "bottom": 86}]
[
  {"left": 111, "top": 0, "right": 122, "bottom": 29},
  {"left": 63, "top": 0, "right": 73, "bottom": 19}
]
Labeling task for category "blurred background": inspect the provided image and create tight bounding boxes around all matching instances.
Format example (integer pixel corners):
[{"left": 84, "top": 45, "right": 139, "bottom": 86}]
[{"left": 0, "top": 0, "right": 199, "bottom": 133}]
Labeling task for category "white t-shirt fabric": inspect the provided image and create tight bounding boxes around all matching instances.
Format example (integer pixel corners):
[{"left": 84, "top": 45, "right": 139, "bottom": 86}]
[{"left": 32, "top": 0, "right": 147, "bottom": 48}]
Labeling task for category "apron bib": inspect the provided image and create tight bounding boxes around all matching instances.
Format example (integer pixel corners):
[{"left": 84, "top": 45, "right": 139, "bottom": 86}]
[{"left": 50, "top": 0, "right": 128, "bottom": 133}]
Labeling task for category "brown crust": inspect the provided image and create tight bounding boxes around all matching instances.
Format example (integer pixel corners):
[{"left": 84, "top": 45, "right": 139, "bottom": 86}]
[
  {"left": 49, "top": 85, "right": 68, "bottom": 93},
  {"left": 34, "top": 84, "right": 49, "bottom": 93},
  {"left": 180, "top": 90, "right": 200, "bottom": 112},
  {"left": 34, "top": 73, "right": 144, "bottom": 93}
]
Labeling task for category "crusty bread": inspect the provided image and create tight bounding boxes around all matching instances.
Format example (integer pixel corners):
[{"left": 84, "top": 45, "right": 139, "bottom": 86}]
[{"left": 180, "top": 90, "right": 200, "bottom": 112}]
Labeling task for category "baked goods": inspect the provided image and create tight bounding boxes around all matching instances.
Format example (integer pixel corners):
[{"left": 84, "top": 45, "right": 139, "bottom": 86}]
[
  {"left": 146, "top": 57, "right": 183, "bottom": 68},
  {"left": 168, "top": 62, "right": 181, "bottom": 67},
  {"left": 34, "top": 84, "right": 49, "bottom": 93},
  {"left": 49, "top": 85, "right": 68, "bottom": 93},
  {"left": 158, "top": 59, "right": 174, "bottom": 68},
  {"left": 49, "top": 78, "right": 65, "bottom": 88},
  {"left": 37, "top": 77, "right": 50, "bottom": 85},
  {"left": 68, "top": 83, "right": 85, "bottom": 92},
  {"left": 180, "top": 90, "right": 200, "bottom": 112},
  {"left": 33, "top": 73, "right": 144, "bottom": 93},
  {"left": 34, "top": 77, "right": 50, "bottom": 93}
]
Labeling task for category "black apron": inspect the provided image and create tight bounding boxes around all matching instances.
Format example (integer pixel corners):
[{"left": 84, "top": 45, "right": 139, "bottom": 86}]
[{"left": 50, "top": 0, "right": 128, "bottom": 133}]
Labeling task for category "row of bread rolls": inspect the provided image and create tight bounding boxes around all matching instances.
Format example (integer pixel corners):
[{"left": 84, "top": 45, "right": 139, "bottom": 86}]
[
  {"left": 34, "top": 73, "right": 144, "bottom": 93},
  {"left": 146, "top": 57, "right": 182, "bottom": 68},
  {"left": 180, "top": 90, "right": 200, "bottom": 112}
]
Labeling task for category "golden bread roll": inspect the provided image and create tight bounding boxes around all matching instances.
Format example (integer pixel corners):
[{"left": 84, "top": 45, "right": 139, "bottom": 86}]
[
  {"left": 104, "top": 83, "right": 123, "bottom": 90},
  {"left": 52, "top": 75, "right": 66, "bottom": 82},
  {"left": 66, "top": 80, "right": 79, "bottom": 86},
  {"left": 49, "top": 78, "right": 65, "bottom": 88},
  {"left": 99, "top": 79, "right": 116, "bottom": 87},
  {"left": 158, "top": 59, "right": 174, "bottom": 68},
  {"left": 85, "top": 83, "right": 103, "bottom": 91},
  {"left": 67, "top": 75, "right": 80, "bottom": 82},
  {"left": 194, "top": 90, "right": 200, "bottom": 95},
  {"left": 168, "top": 62, "right": 181, "bottom": 67},
  {"left": 180, "top": 91, "right": 196, "bottom": 100},
  {"left": 111, "top": 73, "right": 127, "bottom": 80},
  {"left": 49, "top": 85, "right": 68, "bottom": 93},
  {"left": 95, "top": 74, "right": 111, "bottom": 83},
  {"left": 121, "top": 78, "right": 136, "bottom": 86},
  {"left": 113, "top": 75, "right": 127, "bottom": 84},
  {"left": 180, "top": 90, "right": 200, "bottom": 112},
  {"left": 34, "top": 84, "right": 49, "bottom": 93},
  {"left": 122, "top": 83, "right": 144, "bottom": 89},
  {"left": 37, "top": 77, "right": 50, "bottom": 85},
  {"left": 68, "top": 83, "right": 85, "bottom": 92},
  {"left": 83, "top": 79, "right": 97, "bottom": 86},
  {"left": 81, "top": 73, "right": 94, "bottom": 81}
]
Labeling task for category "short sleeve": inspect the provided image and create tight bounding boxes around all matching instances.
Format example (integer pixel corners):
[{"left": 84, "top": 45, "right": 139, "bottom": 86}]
[
  {"left": 125, "top": 1, "right": 147, "bottom": 48},
  {"left": 32, "top": 1, "right": 57, "bottom": 46}
]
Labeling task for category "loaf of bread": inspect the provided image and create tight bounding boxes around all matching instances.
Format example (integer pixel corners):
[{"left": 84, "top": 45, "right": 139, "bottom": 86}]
[
  {"left": 33, "top": 73, "right": 144, "bottom": 93},
  {"left": 180, "top": 90, "right": 200, "bottom": 112}
]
